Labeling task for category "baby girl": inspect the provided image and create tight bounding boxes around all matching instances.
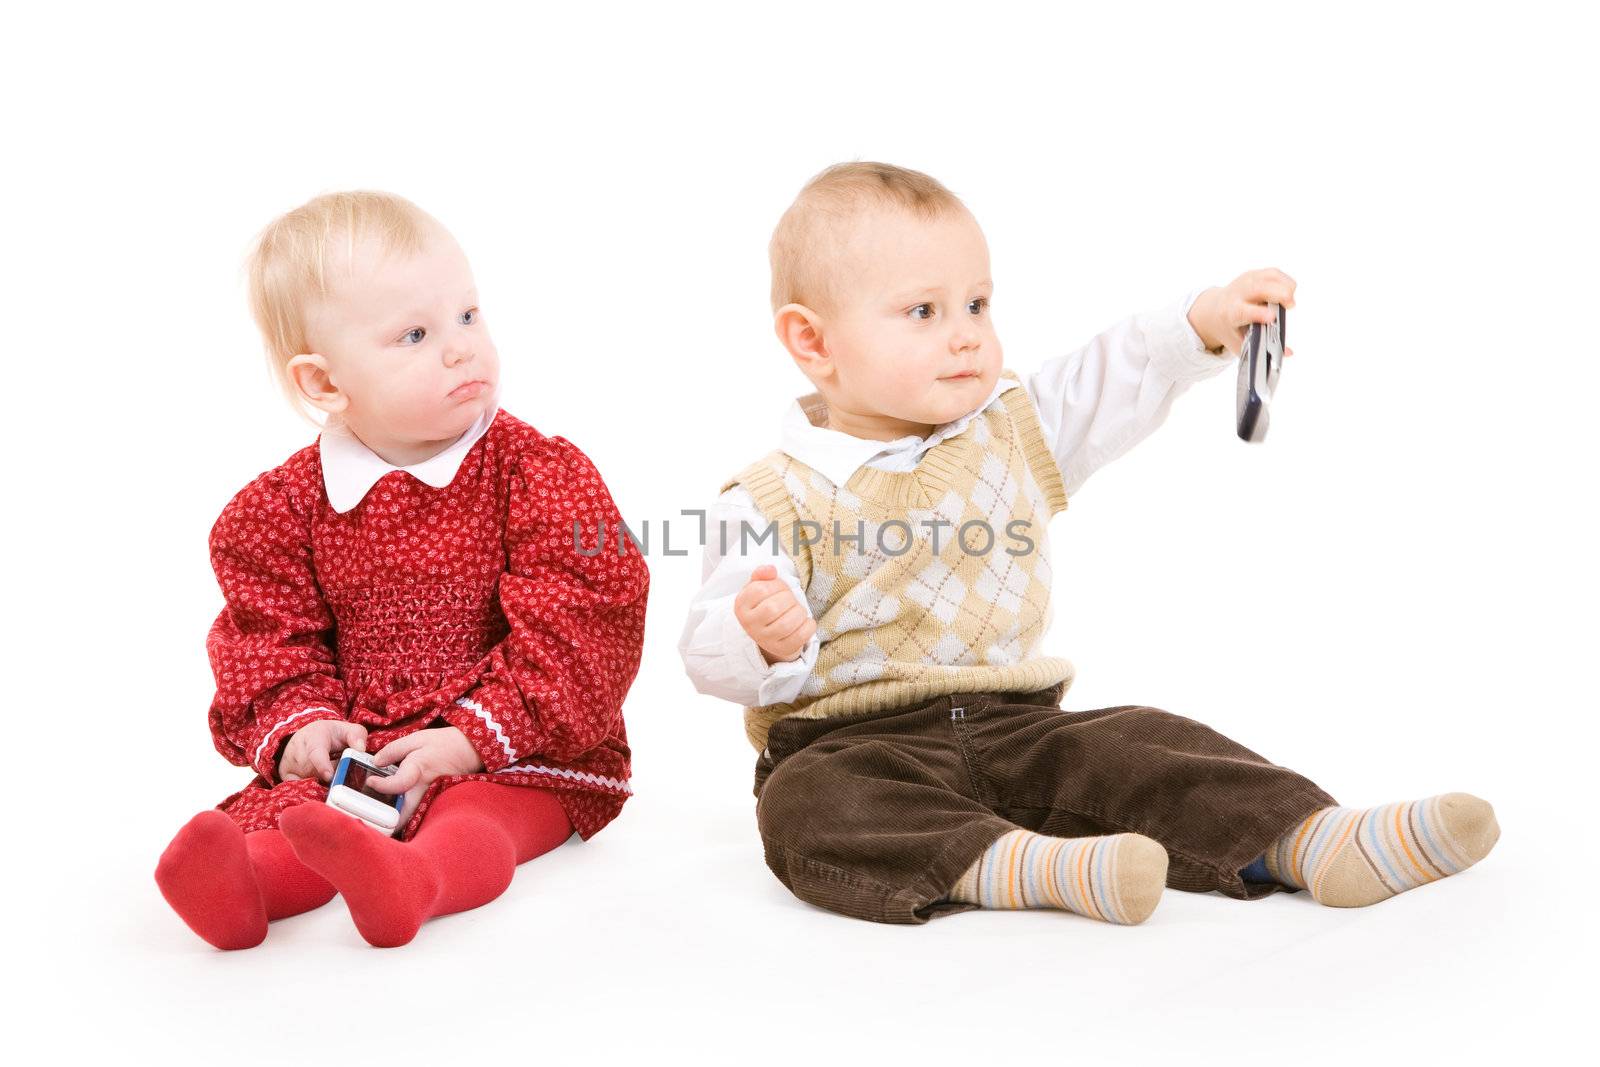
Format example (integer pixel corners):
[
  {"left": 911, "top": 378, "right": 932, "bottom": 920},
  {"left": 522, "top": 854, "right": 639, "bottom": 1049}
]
[{"left": 155, "top": 191, "right": 648, "bottom": 949}]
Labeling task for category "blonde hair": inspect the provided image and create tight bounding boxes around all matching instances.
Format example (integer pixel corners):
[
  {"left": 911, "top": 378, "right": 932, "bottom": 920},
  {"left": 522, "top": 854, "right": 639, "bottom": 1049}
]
[
  {"left": 768, "top": 161, "right": 967, "bottom": 314},
  {"left": 244, "top": 190, "right": 437, "bottom": 422}
]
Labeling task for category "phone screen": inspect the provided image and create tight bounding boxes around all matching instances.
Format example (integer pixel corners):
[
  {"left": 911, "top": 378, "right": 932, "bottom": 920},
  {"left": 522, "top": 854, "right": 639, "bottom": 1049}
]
[{"left": 339, "top": 759, "right": 397, "bottom": 805}]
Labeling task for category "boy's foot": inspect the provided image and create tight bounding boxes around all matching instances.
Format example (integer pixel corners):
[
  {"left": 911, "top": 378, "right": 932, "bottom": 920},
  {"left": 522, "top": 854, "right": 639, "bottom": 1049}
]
[
  {"left": 1265, "top": 793, "right": 1500, "bottom": 907},
  {"left": 279, "top": 802, "right": 439, "bottom": 948},
  {"left": 948, "top": 829, "right": 1168, "bottom": 924},
  {"left": 154, "top": 810, "right": 268, "bottom": 950}
]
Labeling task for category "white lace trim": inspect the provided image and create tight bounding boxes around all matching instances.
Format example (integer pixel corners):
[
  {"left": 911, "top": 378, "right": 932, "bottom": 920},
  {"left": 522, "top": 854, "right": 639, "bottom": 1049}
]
[
  {"left": 454, "top": 696, "right": 517, "bottom": 763},
  {"left": 494, "top": 762, "right": 634, "bottom": 795}
]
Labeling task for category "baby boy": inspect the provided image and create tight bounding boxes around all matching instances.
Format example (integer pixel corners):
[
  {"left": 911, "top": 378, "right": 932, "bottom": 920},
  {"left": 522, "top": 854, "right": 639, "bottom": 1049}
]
[{"left": 679, "top": 162, "right": 1498, "bottom": 925}]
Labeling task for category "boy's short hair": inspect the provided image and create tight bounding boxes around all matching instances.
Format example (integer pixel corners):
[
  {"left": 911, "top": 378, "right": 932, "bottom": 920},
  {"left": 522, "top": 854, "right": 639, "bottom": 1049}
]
[
  {"left": 768, "top": 161, "right": 968, "bottom": 314},
  {"left": 244, "top": 190, "right": 435, "bottom": 421}
]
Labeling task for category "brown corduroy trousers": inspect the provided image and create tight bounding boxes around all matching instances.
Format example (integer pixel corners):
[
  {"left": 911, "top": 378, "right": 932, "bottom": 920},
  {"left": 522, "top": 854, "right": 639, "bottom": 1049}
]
[{"left": 753, "top": 683, "right": 1338, "bottom": 924}]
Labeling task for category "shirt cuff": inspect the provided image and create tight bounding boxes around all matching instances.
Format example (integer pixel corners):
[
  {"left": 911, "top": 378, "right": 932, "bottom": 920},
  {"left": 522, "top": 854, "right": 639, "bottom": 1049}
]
[
  {"left": 719, "top": 607, "right": 817, "bottom": 707},
  {"left": 1141, "top": 288, "right": 1233, "bottom": 384},
  {"left": 718, "top": 605, "right": 773, "bottom": 683},
  {"left": 756, "top": 628, "right": 819, "bottom": 707}
]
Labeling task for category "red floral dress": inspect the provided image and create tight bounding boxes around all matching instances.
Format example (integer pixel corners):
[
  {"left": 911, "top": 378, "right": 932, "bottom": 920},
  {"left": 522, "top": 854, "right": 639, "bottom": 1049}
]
[{"left": 206, "top": 409, "right": 648, "bottom": 840}]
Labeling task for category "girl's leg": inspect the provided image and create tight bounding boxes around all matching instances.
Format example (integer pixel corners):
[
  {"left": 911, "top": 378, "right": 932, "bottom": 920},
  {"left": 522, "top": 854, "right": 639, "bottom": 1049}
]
[
  {"left": 247, "top": 825, "right": 341, "bottom": 918},
  {"left": 279, "top": 782, "right": 573, "bottom": 948},
  {"left": 155, "top": 810, "right": 335, "bottom": 950}
]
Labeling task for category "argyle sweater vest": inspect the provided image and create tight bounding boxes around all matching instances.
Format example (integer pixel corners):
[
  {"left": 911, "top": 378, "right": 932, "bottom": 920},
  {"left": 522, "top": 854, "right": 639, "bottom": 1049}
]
[{"left": 722, "top": 372, "right": 1074, "bottom": 751}]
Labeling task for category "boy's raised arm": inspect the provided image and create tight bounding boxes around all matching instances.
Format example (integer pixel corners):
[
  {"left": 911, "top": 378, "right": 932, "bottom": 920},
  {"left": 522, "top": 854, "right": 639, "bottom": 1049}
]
[
  {"left": 1027, "top": 289, "right": 1225, "bottom": 497},
  {"left": 1028, "top": 270, "right": 1296, "bottom": 496}
]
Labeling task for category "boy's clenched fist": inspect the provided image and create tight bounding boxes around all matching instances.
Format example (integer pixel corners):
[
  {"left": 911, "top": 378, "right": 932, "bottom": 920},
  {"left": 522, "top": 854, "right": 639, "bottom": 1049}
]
[{"left": 735, "top": 564, "right": 817, "bottom": 665}]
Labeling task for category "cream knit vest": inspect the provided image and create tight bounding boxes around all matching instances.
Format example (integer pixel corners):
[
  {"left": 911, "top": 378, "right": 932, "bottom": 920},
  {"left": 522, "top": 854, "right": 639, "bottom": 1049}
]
[{"left": 722, "top": 372, "right": 1073, "bottom": 751}]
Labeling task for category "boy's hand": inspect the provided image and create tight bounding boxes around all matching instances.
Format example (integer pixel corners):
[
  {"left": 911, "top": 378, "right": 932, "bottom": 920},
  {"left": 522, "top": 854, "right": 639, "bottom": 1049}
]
[
  {"left": 279, "top": 720, "right": 368, "bottom": 784},
  {"left": 368, "top": 726, "right": 485, "bottom": 823},
  {"left": 736, "top": 564, "right": 816, "bottom": 666},
  {"left": 1188, "top": 268, "right": 1297, "bottom": 357}
]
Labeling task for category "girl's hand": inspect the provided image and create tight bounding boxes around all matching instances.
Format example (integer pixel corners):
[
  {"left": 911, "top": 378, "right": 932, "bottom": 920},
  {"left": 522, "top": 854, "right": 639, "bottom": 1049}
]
[
  {"left": 279, "top": 720, "right": 368, "bottom": 784},
  {"left": 367, "top": 726, "right": 485, "bottom": 823},
  {"left": 1188, "top": 268, "right": 1298, "bottom": 357}
]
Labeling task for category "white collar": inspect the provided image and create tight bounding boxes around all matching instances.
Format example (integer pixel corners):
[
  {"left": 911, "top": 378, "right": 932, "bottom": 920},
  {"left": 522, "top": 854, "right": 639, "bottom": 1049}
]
[
  {"left": 780, "top": 377, "right": 1020, "bottom": 486},
  {"left": 319, "top": 404, "right": 499, "bottom": 513}
]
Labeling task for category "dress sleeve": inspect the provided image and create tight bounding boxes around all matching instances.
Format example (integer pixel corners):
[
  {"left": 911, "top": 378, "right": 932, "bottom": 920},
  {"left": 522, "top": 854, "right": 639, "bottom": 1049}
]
[
  {"left": 206, "top": 469, "right": 347, "bottom": 782},
  {"left": 441, "top": 437, "right": 649, "bottom": 771}
]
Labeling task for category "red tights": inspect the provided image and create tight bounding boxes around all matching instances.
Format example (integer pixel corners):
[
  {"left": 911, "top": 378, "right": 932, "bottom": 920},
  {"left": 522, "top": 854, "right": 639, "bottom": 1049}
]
[{"left": 155, "top": 782, "right": 573, "bottom": 949}]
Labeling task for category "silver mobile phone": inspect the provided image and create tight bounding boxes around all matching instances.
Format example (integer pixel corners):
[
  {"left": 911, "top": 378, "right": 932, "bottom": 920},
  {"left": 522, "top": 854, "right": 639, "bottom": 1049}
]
[
  {"left": 326, "top": 748, "right": 404, "bottom": 833},
  {"left": 1236, "top": 303, "right": 1285, "bottom": 442}
]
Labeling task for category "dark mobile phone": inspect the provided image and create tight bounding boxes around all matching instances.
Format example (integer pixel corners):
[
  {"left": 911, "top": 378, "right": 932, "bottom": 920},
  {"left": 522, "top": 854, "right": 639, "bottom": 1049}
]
[{"left": 1236, "top": 303, "right": 1285, "bottom": 443}]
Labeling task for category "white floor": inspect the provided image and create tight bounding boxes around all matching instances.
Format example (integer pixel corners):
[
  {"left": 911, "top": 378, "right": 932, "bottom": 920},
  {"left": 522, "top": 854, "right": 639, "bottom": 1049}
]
[{"left": 37, "top": 767, "right": 1579, "bottom": 1065}]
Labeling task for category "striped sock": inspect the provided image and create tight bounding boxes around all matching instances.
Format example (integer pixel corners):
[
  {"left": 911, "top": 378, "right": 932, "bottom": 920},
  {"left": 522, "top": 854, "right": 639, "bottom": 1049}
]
[
  {"left": 947, "top": 829, "right": 1168, "bottom": 925},
  {"left": 1264, "top": 793, "right": 1499, "bottom": 907}
]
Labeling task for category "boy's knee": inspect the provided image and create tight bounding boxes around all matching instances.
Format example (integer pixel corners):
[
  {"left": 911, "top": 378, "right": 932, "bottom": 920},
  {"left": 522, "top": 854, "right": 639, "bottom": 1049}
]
[
  {"left": 756, "top": 740, "right": 876, "bottom": 825},
  {"left": 755, "top": 756, "right": 820, "bottom": 842}
]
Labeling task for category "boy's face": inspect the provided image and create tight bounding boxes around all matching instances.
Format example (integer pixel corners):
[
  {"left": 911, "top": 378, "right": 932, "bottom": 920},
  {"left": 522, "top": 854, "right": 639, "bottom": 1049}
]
[
  {"left": 301, "top": 223, "right": 500, "bottom": 459},
  {"left": 809, "top": 204, "right": 1001, "bottom": 439}
]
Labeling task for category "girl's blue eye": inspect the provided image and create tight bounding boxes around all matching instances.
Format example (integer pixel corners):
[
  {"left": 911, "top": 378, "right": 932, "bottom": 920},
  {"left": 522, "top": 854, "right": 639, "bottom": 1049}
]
[
  {"left": 459, "top": 308, "right": 478, "bottom": 326},
  {"left": 968, "top": 297, "right": 988, "bottom": 315},
  {"left": 909, "top": 304, "right": 934, "bottom": 321},
  {"left": 401, "top": 327, "right": 426, "bottom": 345}
]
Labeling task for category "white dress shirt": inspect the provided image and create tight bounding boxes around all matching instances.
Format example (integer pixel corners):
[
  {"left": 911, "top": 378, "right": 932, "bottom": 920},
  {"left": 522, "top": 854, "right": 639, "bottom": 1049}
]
[
  {"left": 319, "top": 403, "right": 500, "bottom": 513},
  {"left": 678, "top": 290, "right": 1229, "bottom": 707}
]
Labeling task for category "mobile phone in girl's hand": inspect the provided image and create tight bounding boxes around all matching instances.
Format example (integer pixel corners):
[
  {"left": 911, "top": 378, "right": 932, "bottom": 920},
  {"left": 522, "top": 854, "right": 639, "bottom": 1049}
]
[{"left": 326, "top": 748, "right": 404, "bottom": 834}]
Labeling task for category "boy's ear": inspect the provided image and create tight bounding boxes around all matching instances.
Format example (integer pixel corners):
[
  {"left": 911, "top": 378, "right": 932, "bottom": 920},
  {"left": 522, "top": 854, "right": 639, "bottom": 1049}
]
[
  {"left": 773, "top": 302, "right": 833, "bottom": 383},
  {"left": 285, "top": 353, "right": 349, "bottom": 416}
]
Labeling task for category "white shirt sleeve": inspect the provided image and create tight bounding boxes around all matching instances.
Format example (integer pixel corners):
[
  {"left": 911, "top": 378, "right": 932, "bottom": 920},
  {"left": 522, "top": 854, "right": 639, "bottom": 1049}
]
[
  {"left": 1027, "top": 288, "right": 1232, "bottom": 497},
  {"left": 677, "top": 485, "right": 819, "bottom": 707}
]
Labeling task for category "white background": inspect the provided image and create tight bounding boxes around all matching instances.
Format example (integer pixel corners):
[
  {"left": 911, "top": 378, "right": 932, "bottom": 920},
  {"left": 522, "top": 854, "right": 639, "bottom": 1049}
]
[{"left": 6, "top": 1, "right": 1595, "bottom": 1062}]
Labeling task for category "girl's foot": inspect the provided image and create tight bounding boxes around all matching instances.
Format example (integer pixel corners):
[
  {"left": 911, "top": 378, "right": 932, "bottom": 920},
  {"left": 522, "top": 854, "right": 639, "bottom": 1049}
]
[{"left": 155, "top": 811, "right": 268, "bottom": 950}]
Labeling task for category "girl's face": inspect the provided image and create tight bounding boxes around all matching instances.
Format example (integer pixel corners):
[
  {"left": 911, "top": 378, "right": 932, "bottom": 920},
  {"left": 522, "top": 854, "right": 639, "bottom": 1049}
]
[{"left": 301, "top": 224, "right": 500, "bottom": 464}]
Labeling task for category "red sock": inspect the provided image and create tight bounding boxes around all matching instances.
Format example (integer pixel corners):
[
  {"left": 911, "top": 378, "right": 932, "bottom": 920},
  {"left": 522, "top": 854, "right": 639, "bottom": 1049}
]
[
  {"left": 155, "top": 811, "right": 335, "bottom": 950},
  {"left": 245, "top": 825, "right": 338, "bottom": 919},
  {"left": 279, "top": 783, "right": 573, "bottom": 948}
]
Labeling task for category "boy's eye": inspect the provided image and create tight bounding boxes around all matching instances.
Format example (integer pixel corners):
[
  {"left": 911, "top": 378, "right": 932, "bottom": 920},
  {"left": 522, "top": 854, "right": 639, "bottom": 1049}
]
[
  {"left": 967, "top": 297, "right": 989, "bottom": 315},
  {"left": 459, "top": 308, "right": 478, "bottom": 326},
  {"left": 908, "top": 304, "right": 934, "bottom": 321},
  {"left": 400, "top": 327, "right": 426, "bottom": 345}
]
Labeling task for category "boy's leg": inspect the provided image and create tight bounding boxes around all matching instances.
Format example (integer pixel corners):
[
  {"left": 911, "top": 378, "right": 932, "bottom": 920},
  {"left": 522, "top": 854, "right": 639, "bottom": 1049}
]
[
  {"left": 1257, "top": 793, "right": 1499, "bottom": 906},
  {"left": 756, "top": 720, "right": 1013, "bottom": 924},
  {"left": 279, "top": 781, "right": 573, "bottom": 948},
  {"left": 964, "top": 699, "right": 1338, "bottom": 900},
  {"left": 155, "top": 810, "right": 334, "bottom": 950},
  {"left": 756, "top": 691, "right": 1165, "bottom": 924},
  {"left": 944, "top": 828, "right": 1169, "bottom": 924}
]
